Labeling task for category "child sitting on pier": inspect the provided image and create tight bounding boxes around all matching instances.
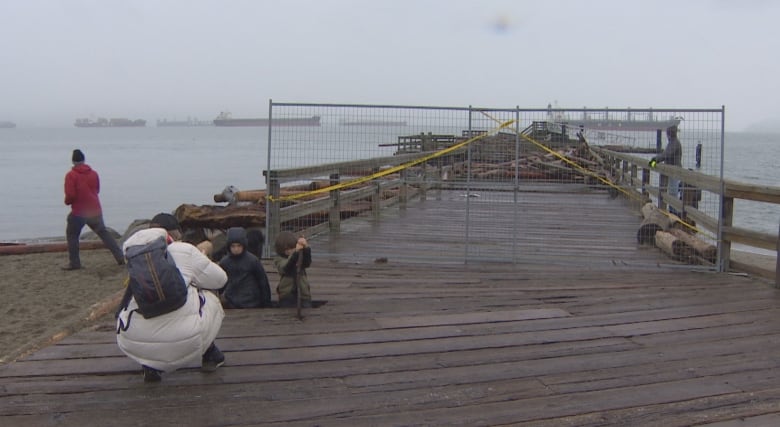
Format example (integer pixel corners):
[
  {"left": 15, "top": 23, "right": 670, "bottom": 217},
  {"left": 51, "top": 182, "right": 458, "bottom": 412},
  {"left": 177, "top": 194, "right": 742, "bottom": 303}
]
[
  {"left": 273, "top": 231, "right": 312, "bottom": 308},
  {"left": 218, "top": 227, "right": 272, "bottom": 308}
]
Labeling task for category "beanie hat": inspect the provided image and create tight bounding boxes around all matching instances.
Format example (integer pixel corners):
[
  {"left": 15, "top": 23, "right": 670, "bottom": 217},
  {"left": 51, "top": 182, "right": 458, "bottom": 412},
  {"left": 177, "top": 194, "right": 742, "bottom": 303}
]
[
  {"left": 72, "top": 149, "right": 85, "bottom": 163},
  {"left": 149, "top": 213, "right": 181, "bottom": 231}
]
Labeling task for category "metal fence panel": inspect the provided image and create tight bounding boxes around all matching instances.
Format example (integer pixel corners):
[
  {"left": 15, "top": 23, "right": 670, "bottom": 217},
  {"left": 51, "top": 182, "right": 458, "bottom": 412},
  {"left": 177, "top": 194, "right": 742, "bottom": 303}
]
[{"left": 266, "top": 102, "right": 725, "bottom": 268}]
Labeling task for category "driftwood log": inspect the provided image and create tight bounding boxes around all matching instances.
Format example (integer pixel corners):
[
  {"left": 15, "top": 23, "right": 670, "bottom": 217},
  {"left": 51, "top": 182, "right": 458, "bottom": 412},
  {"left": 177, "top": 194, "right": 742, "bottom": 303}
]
[
  {"left": 0, "top": 241, "right": 106, "bottom": 256},
  {"left": 655, "top": 230, "right": 695, "bottom": 262},
  {"left": 637, "top": 203, "right": 681, "bottom": 244},
  {"left": 668, "top": 228, "right": 717, "bottom": 263},
  {"left": 213, "top": 181, "right": 332, "bottom": 203},
  {"left": 175, "top": 203, "right": 266, "bottom": 230}
]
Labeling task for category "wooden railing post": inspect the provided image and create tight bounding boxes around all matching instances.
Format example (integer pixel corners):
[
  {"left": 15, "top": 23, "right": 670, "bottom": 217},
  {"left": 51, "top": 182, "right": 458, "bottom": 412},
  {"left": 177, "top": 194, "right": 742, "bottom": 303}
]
[
  {"left": 658, "top": 174, "right": 668, "bottom": 211},
  {"left": 720, "top": 195, "right": 734, "bottom": 272},
  {"left": 329, "top": 173, "right": 340, "bottom": 232},
  {"left": 420, "top": 161, "right": 428, "bottom": 201},
  {"left": 435, "top": 157, "right": 443, "bottom": 201},
  {"left": 641, "top": 166, "right": 650, "bottom": 198},
  {"left": 371, "top": 167, "right": 381, "bottom": 218},
  {"left": 399, "top": 168, "right": 408, "bottom": 208},
  {"left": 621, "top": 158, "right": 628, "bottom": 183}
]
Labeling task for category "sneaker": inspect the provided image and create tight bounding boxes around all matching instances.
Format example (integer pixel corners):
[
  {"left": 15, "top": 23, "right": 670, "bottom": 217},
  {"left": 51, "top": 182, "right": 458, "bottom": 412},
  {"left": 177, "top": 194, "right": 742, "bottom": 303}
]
[
  {"left": 201, "top": 343, "right": 225, "bottom": 373},
  {"left": 142, "top": 365, "right": 162, "bottom": 383}
]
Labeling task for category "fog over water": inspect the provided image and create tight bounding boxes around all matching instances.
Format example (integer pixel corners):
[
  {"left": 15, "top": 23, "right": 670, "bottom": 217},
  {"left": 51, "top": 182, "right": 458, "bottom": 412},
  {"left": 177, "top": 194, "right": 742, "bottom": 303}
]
[{"left": 2, "top": 0, "right": 780, "bottom": 131}]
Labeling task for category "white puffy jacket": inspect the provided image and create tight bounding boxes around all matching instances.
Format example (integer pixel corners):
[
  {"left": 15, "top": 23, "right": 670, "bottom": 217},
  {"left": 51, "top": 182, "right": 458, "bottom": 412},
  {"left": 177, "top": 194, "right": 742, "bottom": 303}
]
[{"left": 116, "top": 228, "right": 227, "bottom": 372}]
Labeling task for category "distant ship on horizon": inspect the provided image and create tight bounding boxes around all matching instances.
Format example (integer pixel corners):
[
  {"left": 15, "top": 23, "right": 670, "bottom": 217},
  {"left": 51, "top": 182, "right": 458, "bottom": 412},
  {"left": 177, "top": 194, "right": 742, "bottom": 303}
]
[
  {"left": 156, "top": 117, "right": 212, "bottom": 127},
  {"left": 545, "top": 104, "right": 682, "bottom": 132},
  {"left": 0, "top": 121, "right": 15, "bottom": 129},
  {"left": 74, "top": 118, "right": 146, "bottom": 128},
  {"left": 340, "top": 119, "right": 407, "bottom": 126},
  {"left": 213, "top": 111, "right": 321, "bottom": 127}
]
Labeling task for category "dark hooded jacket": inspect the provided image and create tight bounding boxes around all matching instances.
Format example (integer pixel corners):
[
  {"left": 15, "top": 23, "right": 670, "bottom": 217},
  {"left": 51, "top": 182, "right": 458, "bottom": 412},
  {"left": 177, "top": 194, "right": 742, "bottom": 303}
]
[
  {"left": 218, "top": 227, "right": 271, "bottom": 308},
  {"left": 656, "top": 134, "right": 682, "bottom": 166}
]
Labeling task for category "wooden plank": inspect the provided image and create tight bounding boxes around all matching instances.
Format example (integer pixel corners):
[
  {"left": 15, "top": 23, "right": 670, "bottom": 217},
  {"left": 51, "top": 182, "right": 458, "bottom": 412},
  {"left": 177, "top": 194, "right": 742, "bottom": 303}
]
[{"left": 374, "top": 308, "right": 570, "bottom": 328}]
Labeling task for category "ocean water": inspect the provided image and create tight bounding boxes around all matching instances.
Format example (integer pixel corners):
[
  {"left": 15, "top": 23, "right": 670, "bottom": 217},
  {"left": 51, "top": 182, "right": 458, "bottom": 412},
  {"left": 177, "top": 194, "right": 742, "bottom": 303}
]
[{"left": 0, "top": 127, "right": 778, "bottom": 246}]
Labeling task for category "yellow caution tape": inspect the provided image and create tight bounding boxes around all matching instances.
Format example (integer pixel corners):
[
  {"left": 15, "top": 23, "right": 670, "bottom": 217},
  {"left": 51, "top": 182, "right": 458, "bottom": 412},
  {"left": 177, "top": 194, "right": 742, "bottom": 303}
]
[
  {"left": 268, "top": 118, "right": 517, "bottom": 202},
  {"left": 479, "top": 111, "right": 708, "bottom": 237}
]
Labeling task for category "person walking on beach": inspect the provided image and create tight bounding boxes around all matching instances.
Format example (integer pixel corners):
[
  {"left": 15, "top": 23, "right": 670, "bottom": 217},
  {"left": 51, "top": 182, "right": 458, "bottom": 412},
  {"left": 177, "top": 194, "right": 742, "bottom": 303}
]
[
  {"left": 116, "top": 213, "right": 228, "bottom": 382},
  {"left": 62, "top": 149, "right": 124, "bottom": 270}
]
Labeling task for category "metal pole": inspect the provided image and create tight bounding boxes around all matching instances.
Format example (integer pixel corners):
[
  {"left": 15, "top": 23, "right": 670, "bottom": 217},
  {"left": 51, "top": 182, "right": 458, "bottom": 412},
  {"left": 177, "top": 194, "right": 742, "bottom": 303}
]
[
  {"left": 716, "top": 106, "right": 726, "bottom": 272},
  {"left": 775, "top": 221, "right": 779, "bottom": 288},
  {"left": 464, "top": 107, "right": 472, "bottom": 264},
  {"left": 264, "top": 99, "right": 274, "bottom": 259},
  {"left": 513, "top": 107, "right": 520, "bottom": 264}
]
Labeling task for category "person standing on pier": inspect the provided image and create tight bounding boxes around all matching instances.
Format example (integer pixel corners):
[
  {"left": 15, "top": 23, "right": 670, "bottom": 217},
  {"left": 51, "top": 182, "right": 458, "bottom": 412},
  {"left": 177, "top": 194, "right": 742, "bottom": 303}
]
[
  {"left": 649, "top": 126, "right": 683, "bottom": 212},
  {"left": 62, "top": 149, "right": 124, "bottom": 270}
]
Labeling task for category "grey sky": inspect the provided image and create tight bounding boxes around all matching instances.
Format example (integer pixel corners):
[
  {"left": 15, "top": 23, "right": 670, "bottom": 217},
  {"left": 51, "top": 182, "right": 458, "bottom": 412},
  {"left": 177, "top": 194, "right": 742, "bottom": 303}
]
[{"left": 1, "top": 0, "right": 777, "bottom": 130}]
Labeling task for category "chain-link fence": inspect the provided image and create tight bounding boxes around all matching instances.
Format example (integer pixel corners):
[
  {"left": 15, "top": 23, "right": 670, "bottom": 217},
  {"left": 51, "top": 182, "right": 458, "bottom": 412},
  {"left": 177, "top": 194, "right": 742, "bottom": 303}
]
[{"left": 265, "top": 102, "right": 725, "bottom": 268}]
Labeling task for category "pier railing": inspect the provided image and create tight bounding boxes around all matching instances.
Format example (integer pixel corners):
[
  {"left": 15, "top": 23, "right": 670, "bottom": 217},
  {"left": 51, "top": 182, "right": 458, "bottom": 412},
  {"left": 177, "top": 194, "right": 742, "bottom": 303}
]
[
  {"left": 264, "top": 151, "right": 447, "bottom": 253},
  {"left": 597, "top": 147, "right": 780, "bottom": 279}
]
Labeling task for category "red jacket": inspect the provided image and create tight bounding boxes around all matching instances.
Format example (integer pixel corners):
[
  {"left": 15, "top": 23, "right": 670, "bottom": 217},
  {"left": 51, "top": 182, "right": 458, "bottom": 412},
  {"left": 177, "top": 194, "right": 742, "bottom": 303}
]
[{"left": 64, "top": 164, "right": 102, "bottom": 216}]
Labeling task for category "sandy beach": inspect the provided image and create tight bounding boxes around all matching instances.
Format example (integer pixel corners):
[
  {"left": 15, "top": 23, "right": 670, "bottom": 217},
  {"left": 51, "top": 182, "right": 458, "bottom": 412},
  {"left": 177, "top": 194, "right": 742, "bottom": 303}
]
[{"left": 0, "top": 249, "right": 126, "bottom": 363}]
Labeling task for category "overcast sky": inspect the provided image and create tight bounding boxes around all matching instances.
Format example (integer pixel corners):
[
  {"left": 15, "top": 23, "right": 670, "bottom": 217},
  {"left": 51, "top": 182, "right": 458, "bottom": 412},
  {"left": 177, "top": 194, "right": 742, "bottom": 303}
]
[{"left": 1, "top": 0, "right": 778, "bottom": 130}]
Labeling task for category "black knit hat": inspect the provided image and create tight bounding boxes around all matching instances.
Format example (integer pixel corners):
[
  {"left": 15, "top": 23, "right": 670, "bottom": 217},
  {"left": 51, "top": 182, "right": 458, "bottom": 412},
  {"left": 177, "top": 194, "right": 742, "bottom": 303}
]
[
  {"left": 72, "top": 149, "right": 85, "bottom": 163},
  {"left": 149, "top": 213, "right": 181, "bottom": 231}
]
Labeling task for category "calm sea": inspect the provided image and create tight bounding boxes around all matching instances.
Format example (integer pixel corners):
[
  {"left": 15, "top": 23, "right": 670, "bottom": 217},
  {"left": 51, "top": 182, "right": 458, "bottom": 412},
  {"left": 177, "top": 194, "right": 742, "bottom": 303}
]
[{"left": 1, "top": 127, "right": 778, "bottom": 246}]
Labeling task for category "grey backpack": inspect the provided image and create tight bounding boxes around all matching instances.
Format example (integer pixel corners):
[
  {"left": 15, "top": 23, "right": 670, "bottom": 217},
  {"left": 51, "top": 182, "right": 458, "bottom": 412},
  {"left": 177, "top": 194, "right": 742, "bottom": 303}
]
[{"left": 122, "top": 236, "right": 188, "bottom": 319}]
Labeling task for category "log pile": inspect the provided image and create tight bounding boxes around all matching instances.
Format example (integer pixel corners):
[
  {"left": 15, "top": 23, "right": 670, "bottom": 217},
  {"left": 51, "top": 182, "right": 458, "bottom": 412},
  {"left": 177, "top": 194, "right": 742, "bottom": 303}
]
[
  {"left": 638, "top": 202, "right": 717, "bottom": 265},
  {"left": 178, "top": 181, "right": 401, "bottom": 231},
  {"left": 443, "top": 133, "right": 612, "bottom": 184},
  {"left": 175, "top": 203, "right": 267, "bottom": 230},
  {"left": 637, "top": 203, "right": 682, "bottom": 244},
  {"left": 654, "top": 230, "right": 695, "bottom": 262}
]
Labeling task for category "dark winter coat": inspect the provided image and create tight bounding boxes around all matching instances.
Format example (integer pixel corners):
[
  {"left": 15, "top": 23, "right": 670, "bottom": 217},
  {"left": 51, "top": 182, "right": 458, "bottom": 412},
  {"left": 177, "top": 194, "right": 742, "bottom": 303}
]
[
  {"left": 218, "top": 227, "right": 272, "bottom": 308},
  {"left": 656, "top": 136, "right": 682, "bottom": 166},
  {"left": 273, "top": 247, "right": 312, "bottom": 306}
]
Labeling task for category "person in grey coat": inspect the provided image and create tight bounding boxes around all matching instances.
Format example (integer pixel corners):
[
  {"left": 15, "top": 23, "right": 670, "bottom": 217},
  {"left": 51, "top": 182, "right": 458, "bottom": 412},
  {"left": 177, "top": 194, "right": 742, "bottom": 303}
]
[{"left": 650, "top": 126, "right": 683, "bottom": 212}]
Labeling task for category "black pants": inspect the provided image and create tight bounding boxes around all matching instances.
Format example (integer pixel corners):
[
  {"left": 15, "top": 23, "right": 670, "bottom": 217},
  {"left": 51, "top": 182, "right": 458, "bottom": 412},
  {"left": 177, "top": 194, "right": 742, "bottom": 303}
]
[{"left": 66, "top": 213, "right": 124, "bottom": 268}]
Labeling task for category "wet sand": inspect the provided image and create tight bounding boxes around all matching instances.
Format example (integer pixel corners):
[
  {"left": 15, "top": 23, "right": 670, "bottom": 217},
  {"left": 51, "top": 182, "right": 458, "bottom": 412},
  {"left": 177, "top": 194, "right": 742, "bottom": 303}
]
[{"left": 0, "top": 249, "right": 126, "bottom": 363}]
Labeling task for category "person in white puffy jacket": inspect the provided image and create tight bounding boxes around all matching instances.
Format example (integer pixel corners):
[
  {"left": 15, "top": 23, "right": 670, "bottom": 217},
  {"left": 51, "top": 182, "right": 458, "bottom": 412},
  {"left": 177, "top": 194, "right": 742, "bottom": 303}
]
[{"left": 116, "top": 213, "right": 227, "bottom": 383}]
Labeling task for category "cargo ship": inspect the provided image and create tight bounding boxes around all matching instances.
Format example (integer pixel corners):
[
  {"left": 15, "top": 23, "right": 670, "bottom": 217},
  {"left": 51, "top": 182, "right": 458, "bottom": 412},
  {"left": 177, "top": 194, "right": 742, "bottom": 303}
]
[
  {"left": 213, "top": 111, "right": 321, "bottom": 127},
  {"left": 156, "top": 118, "right": 212, "bottom": 127},
  {"left": 0, "top": 121, "right": 15, "bottom": 129},
  {"left": 340, "top": 120, "right": 407, "bottom": 126},
  {"left": 74, "top": 118, "right": 146, "bottom": 127},
  {"left": 561, "top": 117, "right": 682, "bottom": 132}
]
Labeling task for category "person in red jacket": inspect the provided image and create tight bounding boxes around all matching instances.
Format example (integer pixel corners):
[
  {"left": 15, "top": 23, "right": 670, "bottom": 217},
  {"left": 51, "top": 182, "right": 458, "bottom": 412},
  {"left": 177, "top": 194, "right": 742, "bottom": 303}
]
[{"left": 63, "top": 149, "right": 124, "bottom": 270}]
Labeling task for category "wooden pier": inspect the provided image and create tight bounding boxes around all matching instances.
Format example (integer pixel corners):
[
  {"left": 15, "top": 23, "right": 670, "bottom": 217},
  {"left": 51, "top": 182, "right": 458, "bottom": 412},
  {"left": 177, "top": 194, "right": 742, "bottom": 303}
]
[{"left": 2, "top": 189, "right": 780, "bottom": 426}]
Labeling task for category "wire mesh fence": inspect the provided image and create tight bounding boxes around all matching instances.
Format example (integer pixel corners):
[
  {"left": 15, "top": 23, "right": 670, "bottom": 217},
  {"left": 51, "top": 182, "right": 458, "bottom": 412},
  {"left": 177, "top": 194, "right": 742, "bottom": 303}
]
[{"left": 265, "top": 102, "right": 725, "bottom": 267}]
